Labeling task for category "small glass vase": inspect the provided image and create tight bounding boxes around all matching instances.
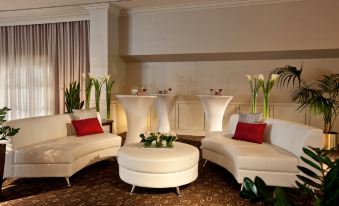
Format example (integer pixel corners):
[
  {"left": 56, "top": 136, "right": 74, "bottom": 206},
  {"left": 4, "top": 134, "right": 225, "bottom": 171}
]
[
  {"left": 95, "top": 89, "right": 101, "bottom": 113},
  {"left": 156, "top": 139, "right": 163, "bottom": 147},
  {"left": 251, "top": 92, "right": 257, "bottom": 114},
  {"left": 166, "top": 141, "right": 173, "bottom": 148},
  {"left": 263, "top": 92, "right": 270, "bottom": 118},
  {"left": 144, "top": 141, "right": 152, "bottom": 147}
]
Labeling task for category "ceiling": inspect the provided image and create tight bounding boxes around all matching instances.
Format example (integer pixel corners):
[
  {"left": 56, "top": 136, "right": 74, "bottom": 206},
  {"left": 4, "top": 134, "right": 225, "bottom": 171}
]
[{"left": 0, "top": 0, "right": 300, "bottom": 12}]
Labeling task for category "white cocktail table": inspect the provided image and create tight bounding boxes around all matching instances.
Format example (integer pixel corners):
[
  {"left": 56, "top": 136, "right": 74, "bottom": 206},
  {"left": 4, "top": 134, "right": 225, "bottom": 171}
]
[
  {"left": 116, "top": 95, "right": 157, "bottom": 145},
  {"left": 197, "top": 95, "right": 233, "bottom": 132},
  {"left": 154, "top": 94, "right": 176, "bottom": 133},
  {"left": 117, "top": 142, "right": 199, "bottom": 195}
]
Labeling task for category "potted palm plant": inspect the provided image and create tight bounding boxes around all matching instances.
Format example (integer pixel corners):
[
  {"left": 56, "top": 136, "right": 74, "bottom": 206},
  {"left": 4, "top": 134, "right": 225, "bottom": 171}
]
[
  {"left": 0, "top": 107, "right": 20, "bottom": 199},
  {"left": 273, "top": 66, "right": 338, "bottom": 149}
]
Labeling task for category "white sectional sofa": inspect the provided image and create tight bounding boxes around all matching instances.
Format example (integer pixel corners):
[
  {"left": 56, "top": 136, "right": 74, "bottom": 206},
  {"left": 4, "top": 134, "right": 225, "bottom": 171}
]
[
  {"left": 4, "top": 113, "right": 121, "bottom": 185},
  {"left": 201, "top": 114, "right": 323, "bottom": 187}
]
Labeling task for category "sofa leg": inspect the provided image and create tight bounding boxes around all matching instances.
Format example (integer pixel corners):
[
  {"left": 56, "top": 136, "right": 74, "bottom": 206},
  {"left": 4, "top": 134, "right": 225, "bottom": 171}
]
[
  {"left": 130, "top": 185, "right": 135, "bottom": 194},
  {"left": 176, "top": 186, "right": 182, "bottom": 197},
  {"left": 65, "top": 177, "right": 71, "bottom": 187},
  {"left": 203, "top": 160, "right": 208, "bottom": 167}
]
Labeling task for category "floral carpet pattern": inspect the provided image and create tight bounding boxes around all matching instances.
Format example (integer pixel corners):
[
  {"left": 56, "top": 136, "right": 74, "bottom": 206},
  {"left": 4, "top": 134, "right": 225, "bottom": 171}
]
[{"left": 1, "top": 136, "right": 254, "bottom": 206}]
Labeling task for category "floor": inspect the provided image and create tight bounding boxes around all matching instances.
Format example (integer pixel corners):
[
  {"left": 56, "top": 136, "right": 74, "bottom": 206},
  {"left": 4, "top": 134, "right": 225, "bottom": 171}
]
[{"left": 0, "top": 136, "right": 255, "bottom": 206}]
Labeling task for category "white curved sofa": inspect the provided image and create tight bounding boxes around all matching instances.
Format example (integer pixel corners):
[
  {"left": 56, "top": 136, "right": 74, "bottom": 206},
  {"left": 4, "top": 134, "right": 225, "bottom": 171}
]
[
  {"left": 4, "top": 113, "right": 121, "bottom": 185},
  {"left": 201, "top": 114, "right": 323, "bottom": 187}
]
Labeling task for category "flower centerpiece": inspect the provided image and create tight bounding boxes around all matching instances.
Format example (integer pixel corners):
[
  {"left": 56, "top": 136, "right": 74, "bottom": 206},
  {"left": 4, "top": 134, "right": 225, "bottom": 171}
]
[
  {"left": 139, "top": 132, "right": 157, "bottom": 147},
  {"left": 246, "top": 74, "right": 260, "bottom": 113},
  {"left": 139, "top": 132, "right": 178, "bottom": 148},
  {"left": 257, "top": 73, "right": 279, "bottom": 118},
  {"left": 161, "top": 133, "right": 177, "bottom": 148}
]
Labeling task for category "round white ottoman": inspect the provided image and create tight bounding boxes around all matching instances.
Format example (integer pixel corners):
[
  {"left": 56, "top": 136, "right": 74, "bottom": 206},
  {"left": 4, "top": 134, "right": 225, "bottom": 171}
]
[{"left": 117, "top": 142, "right": 199, "bottom": 195}]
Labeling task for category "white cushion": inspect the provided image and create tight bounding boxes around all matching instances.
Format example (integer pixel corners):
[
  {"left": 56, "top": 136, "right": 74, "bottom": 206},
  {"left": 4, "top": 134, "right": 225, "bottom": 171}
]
[
  {"left": 7, "top": 114, "right": 73, "bottom": 150},
  {"left": 72, "top": 108, "right": 103, "bottom": 125},
  {"left": 72, "top": 108, "right": 97, "bottom": 119},
  {"left": 118, "top": 142, "right": 199, "bottom": 174},
  {"left": 202, "top": 135, "right": 299, "bottom": 173},
  {"left": 238, "top": 113, "right": 262, "bottom": 123},
  {"left": 14, "top": 133, "right": 121, "bottom": 164},
  {"left": 226, "top": 114, "right": 323, "bottom": 158}
]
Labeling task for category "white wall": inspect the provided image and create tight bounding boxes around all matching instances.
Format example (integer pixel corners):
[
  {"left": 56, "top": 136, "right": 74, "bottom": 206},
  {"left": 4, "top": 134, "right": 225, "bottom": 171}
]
[
  {"left": 114, "top": 0, "right": 339, "bottom": 134},
  {"left": 120, "top": 0, "right": 339, "bottom": 54}
]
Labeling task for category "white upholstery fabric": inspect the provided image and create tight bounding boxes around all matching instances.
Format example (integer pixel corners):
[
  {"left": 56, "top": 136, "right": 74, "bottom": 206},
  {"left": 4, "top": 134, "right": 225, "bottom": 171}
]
[
  {"left": 118, "top": 142, "right": 199, "bottom": 173},
  {"left": 72, "top": 108, "right": 103, "bottom": 125},
  {"left": 7, "top": 114, "right": 73, "bottom": 150},
  {"left": 118, "top": 142, "right": 199, "bottom": 189},
  {"left": 119, "top": 165, "right": 198, "bottom": 188},
  {"left": 4, "top": 113, "right": 121, "bottom": 180},
  {"left": 12, "top": 148, "right": 119, "bottom": 177},
  {"left": 202, "top": 135, "right": 298, "bottom": 173},
  {"left": 202, "top": 114, "right": 323, "bottom": 187},
  {"left": 14, "top": 133, "right": 121, "bottom": 164},
  {"left": 263, "top": 118, "right": 322, "bottom": 157}
]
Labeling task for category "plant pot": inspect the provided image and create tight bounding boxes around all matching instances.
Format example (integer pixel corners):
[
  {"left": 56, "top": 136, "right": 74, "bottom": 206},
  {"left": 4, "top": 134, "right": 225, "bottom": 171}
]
[
  {"left": 323, "top": 132, "right": 338, "bottom": 150},
  {"left": 143, "top": 141, "right": 152, "bottom": 147},
  {"left": 156, "top": 140, "right": 163, "bottom": 147},
  {"left": 166, "top": 141, "right": 173, "bottom": 148}
]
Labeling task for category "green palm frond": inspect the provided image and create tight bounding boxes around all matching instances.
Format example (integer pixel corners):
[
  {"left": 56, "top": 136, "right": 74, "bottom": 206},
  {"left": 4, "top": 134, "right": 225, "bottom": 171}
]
[
  {"left": 272, "top": 65, "right": 302, "bottom": 88},
  {"left": 64, "top": 81, "right": 84, "bottom": 113},
  {"left": 318, "top": 74, "right": 339, "bottom": 96}
]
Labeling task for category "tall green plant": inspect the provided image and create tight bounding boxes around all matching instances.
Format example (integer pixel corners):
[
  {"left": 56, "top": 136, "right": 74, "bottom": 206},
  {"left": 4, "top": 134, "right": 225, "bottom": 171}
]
[
  {"left": 64, "top": 81, "right": 84, "bottom": 113},
  {"left": 239, "top": 146, "right": 339, "bottom": 206},
  {"left": 295, "top": 147, "right": 337, "bottom": 205},
  {"left": 0, "top": 107, "right": 20, "bottom": 140},
  {"left": 105, "top": 75, "right": 115, "bottom": 120},
  {"left": 85, "top": 77, "right": 93, "bottom": 109},
  {"left": 257, "top": 73, "right": 279, "bottom": 118},
  {"left": 246, "top": 74, "right": 260, "bottom": 113},
  {"left": 273, "top": 66, "right": 339, "bottom": 133},
  {"left": 291, "top": 74, "right": 339, "bottom": 133},
  {"left": 89, "top": 74, "right": 105, "bottom": 113}
]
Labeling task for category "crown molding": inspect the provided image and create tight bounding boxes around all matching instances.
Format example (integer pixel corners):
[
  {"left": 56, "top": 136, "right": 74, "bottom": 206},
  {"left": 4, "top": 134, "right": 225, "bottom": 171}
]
[
  {"left": 0, "top": 6, "right": 89, "bottom": 26},
  {"left": 83, "top": 3, "right": 110, "bottom": 11},
  {"left": 121, "top": 0, "right": 302, "bottom": 16}
]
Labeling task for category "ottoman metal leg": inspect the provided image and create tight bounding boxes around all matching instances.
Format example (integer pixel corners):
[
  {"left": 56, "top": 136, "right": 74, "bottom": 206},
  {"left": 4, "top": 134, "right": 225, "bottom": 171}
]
[
  {"left": 203, "top": 160, "right": 208, "bottom": 167},
  {"left": 176, "top": 186, "right": 182, "bottom": 196},
  {"left": 130, "top": 185, "right": 136, "bottom": 194},
  {"left": 65, "top": 177, "right": 71, "bottom": 187}
]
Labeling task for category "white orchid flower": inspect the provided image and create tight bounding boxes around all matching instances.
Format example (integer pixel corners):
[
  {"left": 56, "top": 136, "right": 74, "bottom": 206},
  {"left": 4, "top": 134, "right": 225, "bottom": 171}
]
[
  {"left": 104, "top": 74, "right": 111, "bottom": 81},
  {"left": 88, "top": 73, "right": 95, "bottom": 79},
  {"left": 258, "top": 74, "right": 264, "bottom": 81},
  {"left": 270, "top": 74, "right": 279, "bottom": 82},
  {"left": 246, "top": 74, "right": 251, "bottom": 81}
]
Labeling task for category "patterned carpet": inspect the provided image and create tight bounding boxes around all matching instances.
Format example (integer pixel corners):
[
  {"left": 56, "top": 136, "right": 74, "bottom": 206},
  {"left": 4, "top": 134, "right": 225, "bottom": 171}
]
[{"left": 0, "top": 136, "right": 255, "bottom": 206}]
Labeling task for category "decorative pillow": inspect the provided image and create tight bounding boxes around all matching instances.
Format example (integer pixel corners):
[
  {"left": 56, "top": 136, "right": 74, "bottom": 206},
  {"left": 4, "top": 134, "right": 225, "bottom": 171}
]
[
  {"left": 232, "top": 122, "right": 266, "bottom": 144},
  {"left": 238, "top": 113, "right": 262, "bottom": 123},
  {"left": 71, "top": 118, "right": 104, "bottom": 137},
  {"left": 72, "top": 108, "right": 97, "bottom": 120}
]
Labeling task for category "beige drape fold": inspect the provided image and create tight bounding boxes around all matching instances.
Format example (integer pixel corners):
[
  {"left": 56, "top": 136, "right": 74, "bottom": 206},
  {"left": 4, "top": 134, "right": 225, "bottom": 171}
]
[{"left": 0, "top": 21, "right": 89, "bottom": 119}]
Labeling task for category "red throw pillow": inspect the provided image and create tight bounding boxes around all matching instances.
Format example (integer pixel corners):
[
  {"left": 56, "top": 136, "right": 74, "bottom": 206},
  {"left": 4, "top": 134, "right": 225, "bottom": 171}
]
[
  {"left": 71, "top": 118, "right": 104, "bottom": 137},
  {"left": 232, "top": 122, "right": 266, "bottom": 144}
]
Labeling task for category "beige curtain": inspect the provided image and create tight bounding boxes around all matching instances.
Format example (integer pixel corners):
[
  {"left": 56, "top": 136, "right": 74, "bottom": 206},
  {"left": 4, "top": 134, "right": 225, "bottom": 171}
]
[{"left": 0, "top": 21, "right": 89, "bottom": 119}]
